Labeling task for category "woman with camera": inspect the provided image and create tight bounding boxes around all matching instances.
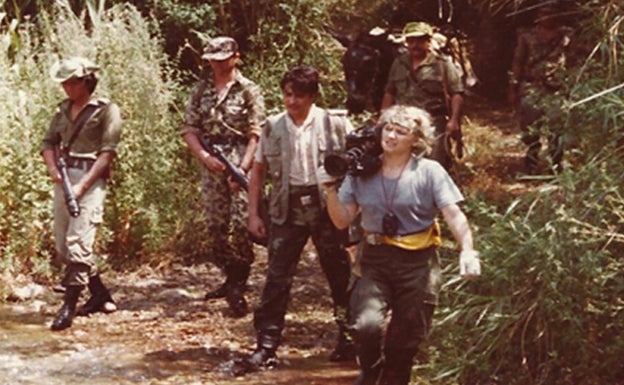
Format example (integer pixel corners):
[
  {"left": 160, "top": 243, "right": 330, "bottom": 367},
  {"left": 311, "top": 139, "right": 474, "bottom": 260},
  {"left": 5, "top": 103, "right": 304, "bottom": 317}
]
[{"left": 321, "top": 104, "right": 480, "bottom": 385}]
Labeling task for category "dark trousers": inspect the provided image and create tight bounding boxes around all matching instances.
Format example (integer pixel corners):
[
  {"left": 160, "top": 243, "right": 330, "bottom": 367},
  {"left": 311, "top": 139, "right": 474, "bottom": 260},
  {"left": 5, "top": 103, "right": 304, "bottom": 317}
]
[
  {"left": 518, "top": 98, "right": 563, "bottom": 170},
  {"left": 253, "top": 186, "right": 351, "bottom": 346},
  {"left": 350, "top": 245, "right": 440, "bottom": 385}
]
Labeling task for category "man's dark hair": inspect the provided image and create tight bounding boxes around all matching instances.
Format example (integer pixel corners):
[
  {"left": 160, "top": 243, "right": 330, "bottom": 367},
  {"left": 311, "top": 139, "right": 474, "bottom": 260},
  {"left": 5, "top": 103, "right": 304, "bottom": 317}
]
[{"left": 280, "top": 65, "right": 319, "bottom": 96}]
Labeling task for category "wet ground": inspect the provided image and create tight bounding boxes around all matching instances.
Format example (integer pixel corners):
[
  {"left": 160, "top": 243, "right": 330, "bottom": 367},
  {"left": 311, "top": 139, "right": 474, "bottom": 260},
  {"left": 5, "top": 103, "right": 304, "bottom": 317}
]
[{"left": 0, "top": 253, "right": 359, "bottom": 385}]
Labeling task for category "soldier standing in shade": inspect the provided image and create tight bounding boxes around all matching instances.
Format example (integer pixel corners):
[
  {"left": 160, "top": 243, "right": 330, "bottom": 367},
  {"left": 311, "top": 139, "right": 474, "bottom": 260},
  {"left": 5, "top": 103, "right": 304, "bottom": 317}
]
[
  {"left": 508, "top": 3, "right": 571, "bottom": 173},
  {"left": 381, "top": 21, "right": 465, "bottom": 171},
  {"left": 41, "top": 56, "right": 120, "bottom": 331},
  {"left": 180, "top": 36, "right": 265, "bottom": 317}
]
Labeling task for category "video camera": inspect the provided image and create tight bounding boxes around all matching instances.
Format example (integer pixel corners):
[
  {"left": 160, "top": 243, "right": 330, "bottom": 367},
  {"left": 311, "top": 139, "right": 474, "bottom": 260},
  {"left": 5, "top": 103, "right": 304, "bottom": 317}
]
[{"left": 324, "top": 124, "right": 383, "bottom": 178}]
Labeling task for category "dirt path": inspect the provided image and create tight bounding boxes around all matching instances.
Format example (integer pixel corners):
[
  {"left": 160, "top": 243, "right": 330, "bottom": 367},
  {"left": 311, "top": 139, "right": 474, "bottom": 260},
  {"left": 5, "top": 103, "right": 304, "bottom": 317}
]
[
  {"left": 1, "top": 100, "right": 526, "bottom": 385},
  {"left": 2, "top": 251, "right": 360, "bottom": 385}
]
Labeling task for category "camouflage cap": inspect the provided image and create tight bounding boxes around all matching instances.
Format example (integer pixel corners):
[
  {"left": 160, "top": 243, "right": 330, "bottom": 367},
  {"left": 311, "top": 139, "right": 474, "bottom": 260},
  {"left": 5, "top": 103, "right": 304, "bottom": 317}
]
[
  {"left": 402, "top": 22, "right": 434, "bottom": 38},
  {"left": 202, "top": 36, "right": 239, "bottom": 61},
  {"left": 50, "top": 56, "right": 100, "bottom": 83}
]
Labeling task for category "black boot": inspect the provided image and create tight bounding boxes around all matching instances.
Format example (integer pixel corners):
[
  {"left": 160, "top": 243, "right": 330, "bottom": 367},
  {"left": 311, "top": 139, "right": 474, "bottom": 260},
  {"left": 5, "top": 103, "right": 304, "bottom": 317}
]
[
  {"left": 379, "top": 352, "right": 415, "bottom": 385},
  {"left": 204, "top": 279, "right": 230, "bottom": 300},
  {"left": 226, "top": 281, "right": 248, "bottom": 317},
  {"left": 76, "top": 274, "right": 116, "bottom": 317},
  {"left": 225, "top": 263, "right": 250, "bottom": 317},
  {"left": 247, "top": 332, "right": 280, "bottom": 369},
  {"left": 51, "top": 285, "right": 83, "bottom": 331}
]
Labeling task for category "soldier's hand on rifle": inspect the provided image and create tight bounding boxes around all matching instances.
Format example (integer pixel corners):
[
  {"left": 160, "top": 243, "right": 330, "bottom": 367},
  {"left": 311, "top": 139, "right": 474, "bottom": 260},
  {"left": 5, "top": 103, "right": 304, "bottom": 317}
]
[
  {"left": 227, "top": 169, "right": 246, "bottom": 191},
  {"left": 42, "top": 149, "right": 63, "bottom": 183},
  {"left": 48, "top": 167, "right": 63, "bottom": 184},
  {"left": 445, "top": 118, "right": 461, "bottom": 136},
  {"left": 200, "top": 151, "right": 226, "bottom": 173}
]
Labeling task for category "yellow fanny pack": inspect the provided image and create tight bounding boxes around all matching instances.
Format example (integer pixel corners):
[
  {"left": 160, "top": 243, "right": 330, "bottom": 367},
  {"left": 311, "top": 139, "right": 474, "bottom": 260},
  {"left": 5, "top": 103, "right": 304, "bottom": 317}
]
[{"left": 365, "top": 221, "right": 441, "bottom": 251}]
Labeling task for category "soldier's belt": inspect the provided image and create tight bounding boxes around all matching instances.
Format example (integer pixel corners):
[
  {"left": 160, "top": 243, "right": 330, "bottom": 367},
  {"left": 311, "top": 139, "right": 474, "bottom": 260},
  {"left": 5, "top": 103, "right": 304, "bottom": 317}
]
[
  {"left": 364, "top": 221, "right": 441, "bottom": 251},
  {"left": 205, "top": 135, "right": 247, "bottom": 146},
  {"left": 66, "top": 157, "right": 95, "bottom": 171},
  {"left": 289, "top": 185, "right": 319, "bottom": 207}
]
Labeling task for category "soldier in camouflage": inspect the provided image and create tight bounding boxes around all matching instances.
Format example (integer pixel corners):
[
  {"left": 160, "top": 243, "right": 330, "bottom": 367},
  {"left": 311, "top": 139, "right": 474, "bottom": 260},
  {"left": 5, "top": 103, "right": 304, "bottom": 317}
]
[
  {"left": 246, "top": 65, "right": 355, "bottom": 368},
  {"left": 381, "top": 21, "right": 465, "bottom": 171},
  {"left": 180, "top": 36, "right": 265, "bottom": 317},
  {"left": 509, "top": 4, "right": 572, "bottom": 173}
]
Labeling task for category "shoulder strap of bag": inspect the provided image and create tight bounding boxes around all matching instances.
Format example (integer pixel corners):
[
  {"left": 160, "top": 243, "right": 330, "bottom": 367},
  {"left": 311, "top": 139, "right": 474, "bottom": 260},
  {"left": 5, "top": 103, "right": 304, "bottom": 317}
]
[
  {"left": 63, "top": 104, "right": 101, "bottom": 152},
  {"left": 438, "top": 59, "right": 451, "bottom": 114}
]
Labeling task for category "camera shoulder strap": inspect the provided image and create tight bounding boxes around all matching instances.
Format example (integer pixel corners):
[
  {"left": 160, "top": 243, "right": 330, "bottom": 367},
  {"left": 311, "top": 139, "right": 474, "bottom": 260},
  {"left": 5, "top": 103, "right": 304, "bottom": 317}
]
[{"left": 322, "top": 110, "right": 333, "bottom": 154}]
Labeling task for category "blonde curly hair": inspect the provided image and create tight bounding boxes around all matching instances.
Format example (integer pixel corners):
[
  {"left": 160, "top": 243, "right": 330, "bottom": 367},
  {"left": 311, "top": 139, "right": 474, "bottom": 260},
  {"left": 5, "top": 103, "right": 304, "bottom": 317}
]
[{"left": 378, "top": 105, "right": 434, "bottom": 157}]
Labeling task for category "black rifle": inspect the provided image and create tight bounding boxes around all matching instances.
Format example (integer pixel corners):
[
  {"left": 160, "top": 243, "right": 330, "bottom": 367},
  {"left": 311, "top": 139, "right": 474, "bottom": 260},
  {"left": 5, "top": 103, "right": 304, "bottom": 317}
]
[
  {"left": 197, "top": 135, "right": 249, "bottom": 191},
  {"left": 198, "top": 134, "right": 271, "bottom": 246},
  {"left": 55, "top": 146, "right": 80, "bottom": 217}
]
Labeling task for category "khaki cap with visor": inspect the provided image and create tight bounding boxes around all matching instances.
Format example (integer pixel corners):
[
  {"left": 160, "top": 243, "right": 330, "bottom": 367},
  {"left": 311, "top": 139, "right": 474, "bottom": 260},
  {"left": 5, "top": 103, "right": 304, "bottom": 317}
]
[
  {"left": 202, "top": 36, "right": 239, "bottom": 61},
  {"left": 402, "top": 22, "right": 434, "bottom": 38},
  {"left": 50, "top": 56, "right": 100, "bottom": 83}
]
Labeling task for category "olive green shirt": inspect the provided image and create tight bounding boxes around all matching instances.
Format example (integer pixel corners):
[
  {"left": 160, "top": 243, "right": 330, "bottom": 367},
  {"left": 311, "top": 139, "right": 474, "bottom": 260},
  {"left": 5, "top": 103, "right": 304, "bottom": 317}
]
[
  {"left": 40, "top": 97, "right": 122, "bottom": 159},
  {"left": 385, "top": 52, "right": 464, "bottom": 116}
]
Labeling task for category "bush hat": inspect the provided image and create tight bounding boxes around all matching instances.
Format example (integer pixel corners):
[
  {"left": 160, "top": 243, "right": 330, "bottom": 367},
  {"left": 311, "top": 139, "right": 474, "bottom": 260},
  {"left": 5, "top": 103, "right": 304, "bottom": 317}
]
[
  {"left": 202, "top": 36, "right": 239, "bottom": 61},
  {"left": 50, "top": 56, "right": 100, "bottom": 83},
  {"left": 402, "top": 22, "right": 434, "bottom": 38}
]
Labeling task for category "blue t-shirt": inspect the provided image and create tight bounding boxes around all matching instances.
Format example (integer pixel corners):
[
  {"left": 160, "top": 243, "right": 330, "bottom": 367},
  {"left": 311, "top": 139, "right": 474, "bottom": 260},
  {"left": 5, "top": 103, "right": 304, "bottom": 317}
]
[{"left": 338, "top": 157, "right": 463, "bottom": 235}]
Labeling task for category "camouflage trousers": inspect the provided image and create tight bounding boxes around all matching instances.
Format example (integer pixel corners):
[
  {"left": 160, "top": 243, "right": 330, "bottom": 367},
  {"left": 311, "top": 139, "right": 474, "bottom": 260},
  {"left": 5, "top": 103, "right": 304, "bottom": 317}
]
[
  {"left": 53, "top": 168, "right": 106, "bottom": 287},
  {"left": 349, "top": 245, "right": 440, "bottom": 385},
  {"left": 253, "top": 185, "right": 351, "bottom": 345},
  {"left": 200, "top": 161, "right": 253, "bottom": 271}
]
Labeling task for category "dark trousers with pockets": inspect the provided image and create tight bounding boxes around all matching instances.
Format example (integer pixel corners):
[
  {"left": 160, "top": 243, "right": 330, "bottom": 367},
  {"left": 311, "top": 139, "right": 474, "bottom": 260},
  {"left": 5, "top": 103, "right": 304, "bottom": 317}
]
[{"left": 253, "top": 186, "right": 351, "bottom": 348}]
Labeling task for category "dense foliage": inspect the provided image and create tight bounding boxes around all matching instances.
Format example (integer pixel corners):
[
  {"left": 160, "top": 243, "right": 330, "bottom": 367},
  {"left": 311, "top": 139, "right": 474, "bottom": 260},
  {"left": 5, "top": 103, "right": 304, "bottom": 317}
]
[{"left": 0, "top": 0, "right": 622, "bottom": 384}]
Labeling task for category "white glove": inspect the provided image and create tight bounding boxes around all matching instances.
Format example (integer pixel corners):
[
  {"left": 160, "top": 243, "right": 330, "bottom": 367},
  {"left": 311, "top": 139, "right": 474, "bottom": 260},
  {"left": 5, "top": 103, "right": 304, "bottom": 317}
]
[
  {"left": 317, "top": 166, "right": 338, "bottom": 190},
  {"left": 460, "top": 250, "right": 481, "bottom": 279}
]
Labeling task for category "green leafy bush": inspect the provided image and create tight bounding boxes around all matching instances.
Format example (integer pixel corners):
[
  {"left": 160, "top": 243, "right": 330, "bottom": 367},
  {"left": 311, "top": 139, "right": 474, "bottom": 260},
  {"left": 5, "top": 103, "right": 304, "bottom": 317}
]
[{"left": 0, "top": 2, "right": 191, "bottom": 276}]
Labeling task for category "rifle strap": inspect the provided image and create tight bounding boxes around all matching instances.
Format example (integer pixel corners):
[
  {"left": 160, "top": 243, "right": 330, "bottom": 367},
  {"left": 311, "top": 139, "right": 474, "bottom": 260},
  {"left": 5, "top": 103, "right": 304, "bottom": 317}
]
[
  {"left": 63, "top": 103, "right": 101, "bottom": 154},
  {"left": 438, "top": 60, "right": 451, "bottom": 114}
]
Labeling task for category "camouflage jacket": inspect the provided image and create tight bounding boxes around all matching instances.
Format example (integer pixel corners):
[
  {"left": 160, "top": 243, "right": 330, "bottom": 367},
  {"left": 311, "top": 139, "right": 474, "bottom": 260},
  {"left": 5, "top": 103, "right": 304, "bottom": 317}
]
[
  {"left": 182, "top": 70, "right": 265, "bottom": 141},
  {"left": 513, "top": 25, "right": 572, "bottom": 93}
]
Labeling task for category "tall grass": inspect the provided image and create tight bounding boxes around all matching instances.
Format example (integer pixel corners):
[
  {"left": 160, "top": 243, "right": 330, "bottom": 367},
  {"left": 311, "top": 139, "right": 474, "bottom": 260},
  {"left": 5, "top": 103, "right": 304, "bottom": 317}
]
[
  {"left": 422, "top": 3, "right": 624, "bottom": 383},
  {"left": 0, "top": 2, "right": 189, "bottom": 279}
]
